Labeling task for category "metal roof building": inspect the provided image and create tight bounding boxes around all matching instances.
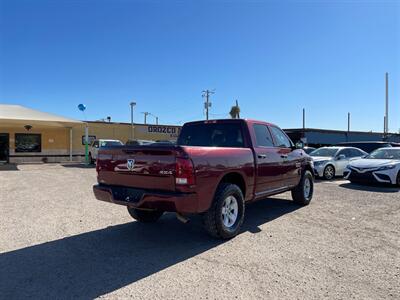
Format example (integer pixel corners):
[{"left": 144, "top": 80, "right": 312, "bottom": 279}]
[
  {"left": 0, "top": 104, "right": 180, "bottom": 163},
  {"left": 0, "top": 104, "right": 83, "bottom": 127},
  {"left": 284, "top": 128, "right": 400, "bottom": 147}
]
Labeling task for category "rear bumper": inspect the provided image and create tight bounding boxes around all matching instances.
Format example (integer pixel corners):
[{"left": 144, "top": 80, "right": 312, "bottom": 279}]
[{"left": 93, "top": 184, "right": 199, "bottom": 213}]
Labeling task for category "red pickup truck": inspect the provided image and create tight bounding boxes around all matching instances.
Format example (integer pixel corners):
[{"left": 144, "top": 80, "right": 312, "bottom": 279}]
[{"left": 93, "top": 119, "right": 314, "bottom": 239}]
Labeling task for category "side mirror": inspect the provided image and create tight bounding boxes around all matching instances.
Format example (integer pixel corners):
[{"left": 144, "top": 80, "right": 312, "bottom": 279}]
[
  {"left": 295, "top": 141, "right": 304, "bottom": 149},
  {"left": 336, "top": 154, "right": 346, "bottom": 160}
]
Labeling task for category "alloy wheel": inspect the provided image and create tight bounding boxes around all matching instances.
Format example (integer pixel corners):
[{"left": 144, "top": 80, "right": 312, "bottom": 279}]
[
  {"left": 221, "top": 195, "right": 238, "bottom": 228},
  {"left": 304, "top": 177, "right": 312, "bottom": 199},
  {"left": 324, "top": 166, "right": 334, "bottom": 180}
]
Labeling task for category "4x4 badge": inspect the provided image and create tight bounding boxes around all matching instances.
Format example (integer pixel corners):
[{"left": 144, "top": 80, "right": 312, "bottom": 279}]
[{"left": 127, "top": 159, "right": 135, "bottom": 171}]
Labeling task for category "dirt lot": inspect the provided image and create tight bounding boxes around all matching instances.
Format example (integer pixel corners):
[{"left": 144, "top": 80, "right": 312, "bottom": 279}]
[{"left": 0, "top": 163, "right": 399, "bottom": 299}]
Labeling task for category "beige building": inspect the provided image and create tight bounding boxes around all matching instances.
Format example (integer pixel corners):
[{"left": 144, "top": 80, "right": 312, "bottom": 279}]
[{"left": 0, "top": 104, "right": 181, "bottom": 163}]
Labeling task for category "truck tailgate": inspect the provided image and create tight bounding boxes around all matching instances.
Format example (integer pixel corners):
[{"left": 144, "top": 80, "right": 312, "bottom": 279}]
[{"left": 96, "top": 146, "right": 179, "bottom": 192}]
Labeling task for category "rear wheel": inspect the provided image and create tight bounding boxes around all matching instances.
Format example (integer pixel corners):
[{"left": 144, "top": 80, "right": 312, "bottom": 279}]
[
  {"left": 396, "top": 171, "right": 400, "bottom": 187},
  {"left": 323, "top": 165, "right": 335, "bottom": 180},
  {"left": 203, "top": 183, "right": 245, "bottom": 239},
  {"left": 291, "top": 170, "right": 314, "bottom": 205},
  {"left": 127, "top": 207, "right": 163, "bottom": 223}
]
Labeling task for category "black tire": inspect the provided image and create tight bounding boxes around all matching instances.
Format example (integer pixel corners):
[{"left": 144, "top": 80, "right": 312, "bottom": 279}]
[
  {"left": 202, "top": 183, "right": 245, "bottom": 239},
  {"left": 323, "top": 165, "right": 335, "bottom": 180},
  {"left": 127, "top": 207, "right": 163, "bottom": 223},
  {"left": 291, "top": 170, "right": 314, "bottom": 205},
  {"left": 396, "top": 172, "right": 400, "bottom": 187}
]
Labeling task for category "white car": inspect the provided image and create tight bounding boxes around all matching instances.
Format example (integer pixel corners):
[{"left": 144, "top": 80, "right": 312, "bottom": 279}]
[
  {"left": 310, "top": 146, "right": 367, "bottom": 180},
  {"left": 344, "top": 147, "right": 400, "bottom": 186},
  {"left": 88, "top": 139, "right": 123, "bottom": 163}
]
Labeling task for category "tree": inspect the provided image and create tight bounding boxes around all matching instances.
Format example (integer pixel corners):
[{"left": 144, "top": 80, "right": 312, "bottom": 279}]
[{"left": 229, "top": 100, "right": 241, "bottom": 119}]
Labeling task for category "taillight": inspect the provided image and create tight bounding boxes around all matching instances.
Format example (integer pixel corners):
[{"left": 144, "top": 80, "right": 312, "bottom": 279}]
[
  {"left": 96, "top": 153, "right": 113, "bottom": 173},
  {"left": 175, "top": 157, "right": 195, "bottom": 185},
  {"left": 96, "top": 158, "right": 101, "bottom": 173}
]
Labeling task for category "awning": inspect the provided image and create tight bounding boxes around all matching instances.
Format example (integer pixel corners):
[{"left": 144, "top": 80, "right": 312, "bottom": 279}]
[{"left": 0, "top": 104, "right": 83, "bottom": 127}]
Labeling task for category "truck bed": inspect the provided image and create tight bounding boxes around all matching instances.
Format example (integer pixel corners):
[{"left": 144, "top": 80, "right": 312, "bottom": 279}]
[{"left": 96, "top": 144, "right": 255, "bottom": 212}]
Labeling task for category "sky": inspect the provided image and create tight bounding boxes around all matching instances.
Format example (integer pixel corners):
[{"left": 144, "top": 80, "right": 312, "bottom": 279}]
[{"left": 0, "top": 0, "right": 399, "bottom": 132}]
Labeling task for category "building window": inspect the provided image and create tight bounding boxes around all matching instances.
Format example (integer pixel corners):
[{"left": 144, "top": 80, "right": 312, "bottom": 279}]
[{"left": 15, "top": 134, "right": 42, "bottom": 152}]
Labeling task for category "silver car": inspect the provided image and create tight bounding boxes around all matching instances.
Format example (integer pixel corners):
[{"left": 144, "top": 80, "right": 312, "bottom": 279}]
[{"left": 310, "top": 146, "right": 367, "bottom": 180}]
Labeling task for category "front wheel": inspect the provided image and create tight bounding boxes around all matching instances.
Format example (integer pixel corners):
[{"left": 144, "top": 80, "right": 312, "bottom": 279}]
[
  {"left": 203, "top": 183, "right": 245, "bottom": 239},
  {"left": 291, "top": 170, "right": 314, "bottom": 205},
  {"left": 323, "top": 165, "right": 335, "bottom": 180},
  {"left": 396, "top": 171, "right": 400, "bottom": 187},
  {"left": 127, "top": 207, "right": 163, "bottom": 223}
]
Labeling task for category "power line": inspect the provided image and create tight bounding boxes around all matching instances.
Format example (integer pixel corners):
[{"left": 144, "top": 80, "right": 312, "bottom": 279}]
[
  {"left": 148, "top": 112, "right": 159, "bottom": 125},
  {"left": 177, "top": 113, "right": 205, "bottom": 124},
  {"left": 210, "top": 113, "right": 228, "bottom": 117}
]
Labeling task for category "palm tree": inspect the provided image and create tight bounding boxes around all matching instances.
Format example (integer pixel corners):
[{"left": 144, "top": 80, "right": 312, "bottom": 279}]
[{"left": 229, "top": 100, "right": 241, "bottom": 119}]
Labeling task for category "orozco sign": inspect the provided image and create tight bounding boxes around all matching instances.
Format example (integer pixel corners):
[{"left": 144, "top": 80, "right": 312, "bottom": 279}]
[
  {"left": 147, "top": 126, "right": 181, "bottom": 137},
  {"left": 136, "top": 125, "right": 181, "bottom": 139},
  {"left": 148, "top": 126, "right": 179, "bottom": 134}
]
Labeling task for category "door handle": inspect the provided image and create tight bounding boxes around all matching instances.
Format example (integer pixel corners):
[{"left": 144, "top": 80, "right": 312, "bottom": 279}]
[
  {"left": 280, "top": 154, "right": 288, "bottom": 159},
  {"left": 258, "top": 154, "right": 267, "bottom": 159}
]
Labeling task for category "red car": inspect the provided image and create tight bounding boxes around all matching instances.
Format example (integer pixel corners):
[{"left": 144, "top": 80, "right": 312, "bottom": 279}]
[{"left": 93, "top": 119, "right": 314, "bottom": 239}]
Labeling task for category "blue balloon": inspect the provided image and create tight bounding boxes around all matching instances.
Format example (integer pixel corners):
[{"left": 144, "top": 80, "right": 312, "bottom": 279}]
[{"left": 78, "top": 104, "right": 86, "bottom": 112}]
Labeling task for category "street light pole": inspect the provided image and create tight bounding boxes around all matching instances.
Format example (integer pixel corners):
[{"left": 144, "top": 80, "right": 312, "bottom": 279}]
[
  {"left": 130, "top": 101, "right": 136, "bottom": 140},
  {"left": 385, "top": 72, "right": 389, "bottom": 136}
]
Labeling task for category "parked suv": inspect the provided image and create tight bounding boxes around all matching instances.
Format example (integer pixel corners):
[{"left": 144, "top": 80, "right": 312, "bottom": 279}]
[{"left": 93, "top": 119, "right": 315, "bottom": 239}]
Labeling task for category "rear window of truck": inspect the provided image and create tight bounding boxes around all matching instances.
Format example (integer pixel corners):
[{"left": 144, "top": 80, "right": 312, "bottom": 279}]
[{"left": 178, "top": 123, "right": 245, "bottom": 147}]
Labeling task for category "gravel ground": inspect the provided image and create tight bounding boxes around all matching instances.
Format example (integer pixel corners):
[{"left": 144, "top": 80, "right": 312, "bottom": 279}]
[{"left": 0, "top": 163, "right": 399, "bottom": 299}]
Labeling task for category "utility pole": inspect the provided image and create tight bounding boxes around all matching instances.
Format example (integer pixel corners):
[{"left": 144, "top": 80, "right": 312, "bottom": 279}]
[
  {"left": 384, "top": 116, "right": 386, "bottom": 136},
  {"left": 302, "top": 108, "right": 306, "bottom": 130},
  {"left": 385, "top": 72, "right": 389, "bottom": 135},
  {"left": 347, "top": 112, "right": 351, "bottom": 132},
  {"left": 347, "top": 112, "right": 351, "bottom": 142},
  {"left": 202, "top": 90, "right": 215, "bottom": 120},
  {"left": 130, "top": 101, "right": 136, "bottom": 139},
  {"left": 142, "top": 112, "right": 150, "bottom": 124},
  {"left": 156, "top": 116, "right": 159, "bottom": 125}
]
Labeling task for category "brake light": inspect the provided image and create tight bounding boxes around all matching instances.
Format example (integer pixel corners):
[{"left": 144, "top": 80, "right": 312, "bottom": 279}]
[
  {"left": 175, "top": 157, "right": 195, "bottom": 185},
  {"left": 96, "top": 153, "right": 113, "bottom": 173},
  {"left": 96, "top": 159, "right": 100, "bottom": 173}
]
